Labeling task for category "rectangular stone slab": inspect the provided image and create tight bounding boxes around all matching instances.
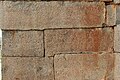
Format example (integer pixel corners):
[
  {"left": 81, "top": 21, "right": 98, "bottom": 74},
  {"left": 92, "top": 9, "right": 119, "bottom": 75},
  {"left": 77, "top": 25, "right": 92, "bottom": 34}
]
[
  {"left": 0, "top": 1, "right": 105, "bottom": 30},
  {"left": 2, "top": 31, "right": 44, "bottom": 57},
  {"left": 54, "top": 52, "right": 115, "bottom": 80},
  {"left": 2, "top": 57, "right": 54, "bottom": 80},
  {"left": 45, "top": 28, "right": 113, "bottom": 56},
  {"left": 106, "top": 5, "right": 116, "bottom": 26},
  {"left": 114, "top": 53, "right": 120, "bottom": 80},
  {"left": 116, "top": 5, "right": 120, "bottom": 25},
  {"left": 114, "top": 25, "right": 120, "bottom": 52}
]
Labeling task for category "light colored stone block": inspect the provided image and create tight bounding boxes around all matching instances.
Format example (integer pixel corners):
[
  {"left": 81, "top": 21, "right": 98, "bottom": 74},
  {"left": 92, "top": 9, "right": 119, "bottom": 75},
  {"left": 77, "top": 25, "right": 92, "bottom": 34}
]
[
  {"left": 2, "top": 57, "right": 54, "bottom": 80},
  {"left": 116, "top": 5, "right": 120, "bottom": 25},
  {"left": 54, "top": 52, "right": 115, "bottom": 80},
  {"left": 114, "top": 0, "right": 120, "bottom": 3},
  {"left": 115, "top": 53, "right": 120, "bottom": 80},
  {"left": 106, "top": 5, "right": 116, "bottom": 26},
  {"left": 0, "top": 1, "right": 105, "bottom": 30},
  {"left": 2, "top": 31, "right": 44, "bottom": 57},
  {"left": 45, "top": 28, "right": 113, "bottom": 56},
  {"left": 114, "top": 25, "right": 120, "bottom": 52}
]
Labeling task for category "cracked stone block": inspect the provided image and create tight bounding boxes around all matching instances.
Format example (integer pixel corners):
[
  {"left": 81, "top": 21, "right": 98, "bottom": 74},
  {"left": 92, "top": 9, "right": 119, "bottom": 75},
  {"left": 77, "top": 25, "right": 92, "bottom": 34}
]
[
  {"left": 2, "top": 31, "right": 44, "bottom": 57},
  {"left": 0, "top": 1, "right": 105, "bottom": 30},
  {"left": 2, "top": 57, "right": 54, "bottom": 80},
  {"left": 106, "top": 5, "right": 116, "bottom": 26},
  {"left": 54, "top": 52, "right": 115, "bottom": 80},
  {"left": 115, "top": 53, "right": 120, "bottom": 80},
  {"left": 45, "top": 28, "right": 113, "bottom": 56}
]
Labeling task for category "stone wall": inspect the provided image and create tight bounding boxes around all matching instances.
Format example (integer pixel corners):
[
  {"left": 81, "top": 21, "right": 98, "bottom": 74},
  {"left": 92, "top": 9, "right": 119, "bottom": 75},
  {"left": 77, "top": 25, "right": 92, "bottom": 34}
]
[{"left": 0, "top": 0, "right": 119, "bottom": 80}]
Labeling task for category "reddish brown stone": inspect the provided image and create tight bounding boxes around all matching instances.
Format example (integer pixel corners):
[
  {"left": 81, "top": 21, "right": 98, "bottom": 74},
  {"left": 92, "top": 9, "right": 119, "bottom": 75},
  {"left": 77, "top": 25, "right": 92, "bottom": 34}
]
[
  {"left": 54, "top": 52, "right": 115, "bottom": 80},
  {"left": 45, "top": 28, "right": 113, "bottom": 56}
]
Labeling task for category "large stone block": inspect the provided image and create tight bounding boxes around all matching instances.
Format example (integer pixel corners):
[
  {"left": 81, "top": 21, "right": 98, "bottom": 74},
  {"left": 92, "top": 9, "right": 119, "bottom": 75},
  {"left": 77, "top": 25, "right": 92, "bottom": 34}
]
[
  {"left": 106, "top": 5, "right": 116, "bottom": 26},
  {"left": 45, "top": 28, "right": 113, "bottom": 56},
  {"left": 0, "top": 1, "right": 105, "bottom": 30},
  {"left": 114, "top": 25, "right": 120, "bottom": 52},
  {"left": 116, "top": 5, "right": 120, "bottom": 25},
  {"left": 115, "top": 53, "right": 120, "bottom": 80},
  {"left": 2, "top": 57, "right": 54, "bottom": 80},
  {"left": 54, "top": 52, "right": 114, "bottom": 80},
  {"left": 2, "top": 31, "right": 44, "bottom": 57}
]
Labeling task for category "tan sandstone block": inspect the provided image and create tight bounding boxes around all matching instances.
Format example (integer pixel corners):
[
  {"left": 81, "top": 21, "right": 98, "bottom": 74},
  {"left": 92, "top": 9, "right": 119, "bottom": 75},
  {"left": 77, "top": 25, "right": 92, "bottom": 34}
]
[
  {"left": 2, "top": 31, "right": 44, "bottom": 57},
  {"left": 0, "top": 1, "right": 105, "bottom": 30},
  {"left": 115, "top": 53, "right": 120, "bottom": 80},
  {"left": 106, "top": 5, "right": 116, "bottom": 26},
  {"left": 45, "top": 28, "right": 113, "bottom": 56},
  {"left": 54, "top": 52, "right": 115, "bottom": 80},
  {"left": 2, "top": 57, "right": 54, "bottom": 80},
  {"left": 114, "top": 25, "right": 120, "bottom": 52}
]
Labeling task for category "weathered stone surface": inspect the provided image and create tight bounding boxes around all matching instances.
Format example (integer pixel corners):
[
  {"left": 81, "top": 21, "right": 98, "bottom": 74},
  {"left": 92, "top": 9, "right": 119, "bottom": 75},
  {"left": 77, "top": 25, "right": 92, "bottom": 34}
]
[
  {"left": 0, "top": 2, "right": 3, "bottom": 29},
  {"left": 2, "top": 31, "right": 44, "bottom": 57},
  {"left": 0, "top": 1, "right": 105, "bottom": 30},
  {"left": 114, "top": 25, "right": 120, "bottom": 52},
  {"left": 99, "top": 0, "right": 112, "bottom": 1},
  {"left": 115, "top": 53, "right": 120, "bottom": 80},
  {"left": 45, "top": 28, "right": 113, "bottom": 56},
  {"left": 106, "top": 5, "right": 116, "bottom": 26},
  {"left": 54, "top": 52, "right": 114, "bottom": 80},
  {"left": 116, "top": 5, "right": 120, "bottom": 25},
  {"left": 2, "top": 57, "right": 54, "bottom": 80},
  {"left": 0, "top": 0, "right": 112, "bottom": 1},
  {"left": 114, "top": 0, "right": 120, "bottom": 3}
]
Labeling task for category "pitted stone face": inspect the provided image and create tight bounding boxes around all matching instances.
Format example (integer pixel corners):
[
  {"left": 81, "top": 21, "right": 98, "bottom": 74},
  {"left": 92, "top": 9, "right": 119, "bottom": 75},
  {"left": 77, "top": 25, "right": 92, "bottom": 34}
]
[
  {"left": 0, "top": 0, "right": 118, "bottom": 80},
  {"left": 54, "top": 53, "right": 115, "bottom": 80},
  {"left": 45, "top": 28, "right": 113, "bottom": 56},
  {"left": 0, "top": 1, "right": 105, "bottom": 30},
  {"left": 116, "top": 5, "right": 120, "bottom": 25},
  {"left": 2, "top": 31, "right": 44, "bottom": 57},
  {"left": 2, "top": 57, "right": 54, "bottom": 80},
  {"left": 106, "top": 5, "right": 116, "bottom": 26}
]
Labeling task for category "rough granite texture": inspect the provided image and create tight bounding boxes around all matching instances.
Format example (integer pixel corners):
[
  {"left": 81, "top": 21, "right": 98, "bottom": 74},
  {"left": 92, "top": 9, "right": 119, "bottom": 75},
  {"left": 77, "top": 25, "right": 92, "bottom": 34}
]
[
  {"left": 2, "top": 31, "right": 44, "bottom": 57},
  {"left": 0, "top": 0, "right": 112, "bottom": 1},
  {"left": 2, "top": 57, "right": 54, "bottom": 80},
  {"left": 106, "top": 5, "right": 116, "bottom": 26},
  {"left": 1, "top": 0, "right": 120, "bottom": 80},
  {"left": 115, "top": 53, "right": 120, "bottom": 80},
  {"left": 54, "top": 52, "right": 115, "bottom": 80},
  {"left": 45, "top": 28, "right": 113, "bottom": 56},
  {"left": 116, "top": 5, "right": 120, "bottom": 25},
  {"left": 114, "top": 25, "right": 120, "bottom": 52},
  {"left": 0, "top": 1, "right": 105, "bottom": 30}
]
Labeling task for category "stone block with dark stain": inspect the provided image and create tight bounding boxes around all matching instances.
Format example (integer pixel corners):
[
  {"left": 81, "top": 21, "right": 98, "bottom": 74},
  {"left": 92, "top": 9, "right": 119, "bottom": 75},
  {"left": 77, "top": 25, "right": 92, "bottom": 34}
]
[{"left": 45, "top": 28, "right": 113, "bottom": 56}]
